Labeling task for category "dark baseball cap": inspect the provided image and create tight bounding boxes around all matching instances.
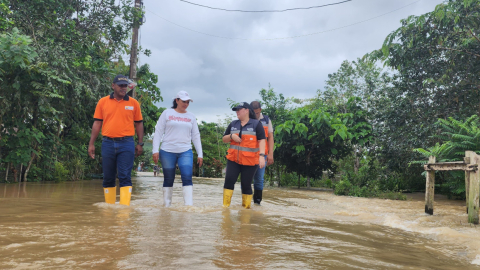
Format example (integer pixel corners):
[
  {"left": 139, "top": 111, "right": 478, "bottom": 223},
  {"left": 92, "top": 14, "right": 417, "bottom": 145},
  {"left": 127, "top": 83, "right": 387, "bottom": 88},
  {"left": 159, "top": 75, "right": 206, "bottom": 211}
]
[
  {"left": 113, "top": 75, "right": 129, "bottom": 85},
  {"left": 232, "top": 102, "right": 251, "bottom": 111}
]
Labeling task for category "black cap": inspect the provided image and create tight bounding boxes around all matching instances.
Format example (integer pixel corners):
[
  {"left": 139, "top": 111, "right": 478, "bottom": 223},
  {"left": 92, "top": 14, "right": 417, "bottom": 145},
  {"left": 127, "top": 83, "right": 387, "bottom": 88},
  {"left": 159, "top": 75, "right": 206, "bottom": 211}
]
[
  {"left": 232, "top": 102, "right": 251, "bottom": 111},
  {"left": 113, "top": 75, "right": 129, "bottom": 85}
]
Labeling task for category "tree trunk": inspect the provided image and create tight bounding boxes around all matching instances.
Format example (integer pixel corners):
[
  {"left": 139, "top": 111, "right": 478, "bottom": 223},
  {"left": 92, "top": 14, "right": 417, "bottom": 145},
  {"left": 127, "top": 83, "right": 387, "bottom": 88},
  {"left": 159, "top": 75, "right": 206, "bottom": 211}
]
[
  {"left": 278, "top": 167, "right": 282, "bottom": 187},
  {"left": 19, "top": 164, "right": 23, "bottom": 182},
  {"left": 12, "top": 166, "right": 17, "bottom": 182},
  {"left": 5, "top": 163, "right": 9, "bottom": 183},
  {"left": 354, "top": 149, "right": 360, "bottom": 173},
  {"left": 298, "top": 173, "right": 301, "bottom": 189},
  {"left": 23, "top": 152, "right": 36, "bottom": 182},
  {"left": 306, "top": 151, "right": 311, "bottom": 188},
  {"left": 269, "top": 167, "right": 273, "bottom": 186}
]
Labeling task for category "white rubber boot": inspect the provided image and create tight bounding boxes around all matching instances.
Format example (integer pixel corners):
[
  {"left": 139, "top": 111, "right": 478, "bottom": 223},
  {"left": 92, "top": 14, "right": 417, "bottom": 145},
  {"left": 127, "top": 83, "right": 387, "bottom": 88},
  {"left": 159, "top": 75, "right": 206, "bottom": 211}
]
[
  {"left": 163, "top": 187, "right": 173, "bottom": 207},
  {"left": 183, "top": 185, "right": 193, "bottom": 206}
]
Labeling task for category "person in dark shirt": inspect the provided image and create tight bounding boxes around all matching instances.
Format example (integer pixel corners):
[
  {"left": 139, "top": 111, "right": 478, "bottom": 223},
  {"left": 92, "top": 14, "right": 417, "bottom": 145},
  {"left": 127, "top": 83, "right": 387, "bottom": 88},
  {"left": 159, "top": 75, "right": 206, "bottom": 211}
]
[{"left": 221, "top": 102, "right": 266, "bottom": 209}]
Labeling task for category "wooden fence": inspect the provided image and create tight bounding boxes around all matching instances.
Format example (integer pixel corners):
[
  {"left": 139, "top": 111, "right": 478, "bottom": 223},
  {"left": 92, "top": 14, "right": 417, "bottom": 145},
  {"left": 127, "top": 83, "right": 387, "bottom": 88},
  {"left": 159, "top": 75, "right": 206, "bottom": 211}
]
[{"left": 424, "top": 151, "right": 479, "bottom": 224}]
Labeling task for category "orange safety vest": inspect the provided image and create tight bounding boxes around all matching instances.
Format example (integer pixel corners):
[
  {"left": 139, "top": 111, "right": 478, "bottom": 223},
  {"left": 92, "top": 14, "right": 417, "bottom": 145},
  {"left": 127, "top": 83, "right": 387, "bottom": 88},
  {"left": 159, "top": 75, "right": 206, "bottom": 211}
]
[
  {"left": 259, "top": 114, "right": 270, "bottom": 155},
  {"left": 226, "top": 119, "right": 260, "bottom": 166}
]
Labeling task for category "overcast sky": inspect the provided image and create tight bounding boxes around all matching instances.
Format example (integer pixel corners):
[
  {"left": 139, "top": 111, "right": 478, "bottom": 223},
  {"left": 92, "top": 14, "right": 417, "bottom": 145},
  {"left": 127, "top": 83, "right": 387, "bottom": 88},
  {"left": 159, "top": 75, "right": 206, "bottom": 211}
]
[{"left": 136, "top": 0, "right": 444, "bottom": 123}]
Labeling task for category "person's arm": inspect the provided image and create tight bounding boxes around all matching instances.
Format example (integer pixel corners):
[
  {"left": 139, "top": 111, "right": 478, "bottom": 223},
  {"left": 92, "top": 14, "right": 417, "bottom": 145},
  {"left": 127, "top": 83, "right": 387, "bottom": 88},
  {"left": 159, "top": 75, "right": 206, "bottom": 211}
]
[
  {"left": 191, "top": 117, "right": 203, "bottom": 167},
  {"left": 222, "top": 123, "right": 241, "bottom": 143},
  {"left": 258, "top": 139, "right": 266, "bottom": 169},
  {"left": 256, "top": 121, "right": 266, "bottom": 168},
  {"left": 88, "top": 121, "right": 102, "bottom": 159},
  {"left": 135, "top": 121, "right": 144, "bottom": 157},
  {"left": 152, "top": 111, "right": 167, "bottom": 164},
  {"left": 267, "top": 132, "right": 274, "bottom": 166},
  {"left": 133, "top": 100, "right": 144, "bottom": 157},
  {"left": 267, "top": 120, "right": 274, "bottom": 165},
  {"left": 88, "top": 100, "right": 104, "bottom": 159}
]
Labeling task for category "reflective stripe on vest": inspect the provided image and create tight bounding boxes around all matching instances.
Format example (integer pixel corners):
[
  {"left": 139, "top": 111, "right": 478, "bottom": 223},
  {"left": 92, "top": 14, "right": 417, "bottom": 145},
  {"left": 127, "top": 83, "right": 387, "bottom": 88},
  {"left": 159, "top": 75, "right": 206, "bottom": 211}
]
[
  {"left": 230, "top": 130, "right": 256, "bottom": 136},
  {"left": 229, "top": 145, "right": 259, "bottom": 152}
]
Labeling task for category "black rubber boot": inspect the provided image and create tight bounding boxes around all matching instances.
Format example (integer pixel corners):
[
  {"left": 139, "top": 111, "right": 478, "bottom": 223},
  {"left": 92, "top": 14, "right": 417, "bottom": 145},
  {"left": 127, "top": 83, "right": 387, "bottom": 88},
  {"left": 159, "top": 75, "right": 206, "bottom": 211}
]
[{"left": 253, "top": 190, "right": 262, "bottom": 205}]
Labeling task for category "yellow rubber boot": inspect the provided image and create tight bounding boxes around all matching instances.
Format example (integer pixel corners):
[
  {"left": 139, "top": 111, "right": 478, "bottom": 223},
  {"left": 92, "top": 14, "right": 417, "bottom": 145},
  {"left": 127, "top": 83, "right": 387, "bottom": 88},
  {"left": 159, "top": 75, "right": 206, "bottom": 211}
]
[
  {"left": 242, "top": 194, "right": 253, "bottom": 209},
  {"left": 104, "top": 187, "right": 116, "bottom": 204},
  {"left": 223, "top": 189, "right": 234, "bottom": 207},
  {"left": 119, "top": 186, "right": 132, "bottom": 206}
]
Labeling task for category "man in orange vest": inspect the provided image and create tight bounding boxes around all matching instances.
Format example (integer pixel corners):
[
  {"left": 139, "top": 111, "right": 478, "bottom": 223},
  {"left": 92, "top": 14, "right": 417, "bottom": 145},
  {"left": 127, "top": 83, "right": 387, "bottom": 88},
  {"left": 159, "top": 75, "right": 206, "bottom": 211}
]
[
  {"left": 88, "top": 75, "right": 144, "bottom": 206},
  {"left": 250, "top": 101, "right": 274, "bottom": 205}
]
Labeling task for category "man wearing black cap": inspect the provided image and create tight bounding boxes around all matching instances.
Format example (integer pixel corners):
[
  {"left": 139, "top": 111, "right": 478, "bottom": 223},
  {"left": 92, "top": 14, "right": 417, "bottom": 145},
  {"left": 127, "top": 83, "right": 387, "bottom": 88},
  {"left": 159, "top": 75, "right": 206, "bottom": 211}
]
[
  {"left": 88, "top": 75, "right": 144, "bottom": 206},
  {"left": 250, "top": 100, "right": 274, "bottom": 205}
]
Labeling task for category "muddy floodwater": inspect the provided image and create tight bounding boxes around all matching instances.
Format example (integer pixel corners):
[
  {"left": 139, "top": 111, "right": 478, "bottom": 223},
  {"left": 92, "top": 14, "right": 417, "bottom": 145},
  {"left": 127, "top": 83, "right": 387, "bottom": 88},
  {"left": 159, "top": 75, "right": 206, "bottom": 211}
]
[{"left": 2, "top": 175, "right": 480, "bottom": 269}]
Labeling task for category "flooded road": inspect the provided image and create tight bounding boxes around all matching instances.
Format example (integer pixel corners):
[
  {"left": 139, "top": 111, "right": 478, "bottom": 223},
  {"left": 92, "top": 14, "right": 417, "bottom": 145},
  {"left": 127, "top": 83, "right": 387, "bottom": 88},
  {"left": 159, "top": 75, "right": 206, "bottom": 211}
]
[{"left": 1, "top": 175, "right": 480, "bottom": 269}]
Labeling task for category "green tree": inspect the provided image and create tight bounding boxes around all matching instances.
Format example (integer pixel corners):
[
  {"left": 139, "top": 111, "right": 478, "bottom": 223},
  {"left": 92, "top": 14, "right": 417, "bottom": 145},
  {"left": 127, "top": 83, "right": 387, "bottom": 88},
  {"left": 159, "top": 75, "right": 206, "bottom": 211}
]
[
  {"left": 193, "top": 121, "right": 229, "bottom": 177},
  {"left": 412, "top": 115, "right": 480, "bottom": 197},
  {"left": 372, "top": 0, "right": 480, "bottom": 179},
  {"left": 0, "top": 0, "right": 160, "bottom": 182},
  {"left": 275, "top": 105, "right": 352, "bottom": 188}
]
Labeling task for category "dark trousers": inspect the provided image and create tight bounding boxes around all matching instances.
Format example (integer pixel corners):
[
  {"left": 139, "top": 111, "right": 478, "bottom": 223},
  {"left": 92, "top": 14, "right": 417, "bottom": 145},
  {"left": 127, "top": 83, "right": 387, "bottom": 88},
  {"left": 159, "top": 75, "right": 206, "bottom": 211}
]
[
  {"left": 101, "top": 137, "right": 135, "bottom": 188},
  {"left": 224, "top": 160, "right": 258, "bottom": 195}
]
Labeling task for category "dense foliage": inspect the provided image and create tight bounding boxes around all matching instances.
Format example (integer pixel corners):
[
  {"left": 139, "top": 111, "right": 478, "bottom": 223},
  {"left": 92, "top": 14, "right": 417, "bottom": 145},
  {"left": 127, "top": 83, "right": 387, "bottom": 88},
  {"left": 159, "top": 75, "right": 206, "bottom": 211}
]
[
  {"left": 0, "top": 0, "right": 162, "bottom": 182},
  {"left": 255, "top": 0, "right": 480, "bottom": 199},
  {"left": 2, "top": 0, "right": 479, "bottom": 202}
]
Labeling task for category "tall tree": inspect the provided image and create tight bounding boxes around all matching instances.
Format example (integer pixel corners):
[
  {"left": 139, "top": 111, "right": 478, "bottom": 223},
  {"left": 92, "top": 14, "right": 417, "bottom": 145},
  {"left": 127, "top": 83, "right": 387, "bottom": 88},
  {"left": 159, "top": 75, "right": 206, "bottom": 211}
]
[
  {"left": 0, "top": 0, "right": 162, "bottom": 182},
  {"left": 371, "top": 0, "right": 480, "bottom": 177}
]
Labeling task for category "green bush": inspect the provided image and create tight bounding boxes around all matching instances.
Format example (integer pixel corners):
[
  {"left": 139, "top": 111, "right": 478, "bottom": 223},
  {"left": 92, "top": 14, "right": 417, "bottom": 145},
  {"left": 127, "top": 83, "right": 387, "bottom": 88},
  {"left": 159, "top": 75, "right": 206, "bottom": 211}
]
[
  {"left": 334, "top": 179, "right": 353, "bottom": 195},
  {"left": 67, "top": 157, "right": 85, "bottom": 181},
  {"left": 54, "top": 161, "right": 69, "bottom": 182},
  {"left": 314, "top": 178, "right": 332, "bottom": 188},
  {"left": 377, "top": 192, "right": 407, "bottom": 200}
]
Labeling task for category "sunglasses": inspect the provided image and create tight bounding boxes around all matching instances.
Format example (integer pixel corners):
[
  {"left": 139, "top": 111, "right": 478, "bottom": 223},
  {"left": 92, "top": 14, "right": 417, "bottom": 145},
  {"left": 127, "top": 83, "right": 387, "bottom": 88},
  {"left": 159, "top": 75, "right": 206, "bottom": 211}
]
[{"left": 118, "top": 84, "right": 128, "bottom": 88}]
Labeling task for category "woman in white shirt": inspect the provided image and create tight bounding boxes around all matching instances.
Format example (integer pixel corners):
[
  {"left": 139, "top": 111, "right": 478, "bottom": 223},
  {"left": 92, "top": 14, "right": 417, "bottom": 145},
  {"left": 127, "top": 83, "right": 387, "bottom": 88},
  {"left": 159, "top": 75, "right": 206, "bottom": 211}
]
[{"left": 152, "top": 91, "right": 203, "bottom": 206}]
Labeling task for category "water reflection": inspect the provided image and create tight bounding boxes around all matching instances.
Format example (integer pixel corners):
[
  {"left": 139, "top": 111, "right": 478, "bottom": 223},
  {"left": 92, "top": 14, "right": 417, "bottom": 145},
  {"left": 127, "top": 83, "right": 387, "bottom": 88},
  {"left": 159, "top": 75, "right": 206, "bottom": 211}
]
[
  {"left": 213, "top": 209, "right": 266, "bottom": 268},
  {"left": 0, "top": 178, "right": 479, "bottom": 269},
  {"left": 0, "top": 180, "right": 131, "bottom": 269}
]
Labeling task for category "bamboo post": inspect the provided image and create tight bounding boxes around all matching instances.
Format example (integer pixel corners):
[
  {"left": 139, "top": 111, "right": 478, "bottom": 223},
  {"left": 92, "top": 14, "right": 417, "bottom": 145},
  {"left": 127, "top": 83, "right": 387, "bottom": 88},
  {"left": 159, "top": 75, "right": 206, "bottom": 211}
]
[
  {"left": 465, "top": 152, "right": 471, "bottom": 213},
  {"left": 467, "top": 151, "right": 479, "bottom": 224},
  {"left": 425, "top": 156, "right": 436, "bottom": 215}
]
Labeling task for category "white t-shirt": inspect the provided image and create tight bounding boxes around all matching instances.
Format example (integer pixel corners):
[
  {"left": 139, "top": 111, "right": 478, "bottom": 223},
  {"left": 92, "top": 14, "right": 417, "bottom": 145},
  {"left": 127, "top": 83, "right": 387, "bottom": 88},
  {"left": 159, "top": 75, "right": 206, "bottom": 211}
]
[{"left": 152, "top": 108, "right": 203, "bottom": 158}]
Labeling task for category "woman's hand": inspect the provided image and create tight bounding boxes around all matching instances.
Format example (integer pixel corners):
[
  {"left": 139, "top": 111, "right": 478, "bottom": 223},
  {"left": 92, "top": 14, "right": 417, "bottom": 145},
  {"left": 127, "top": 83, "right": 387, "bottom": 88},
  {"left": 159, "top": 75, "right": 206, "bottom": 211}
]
[
  {"left": 231, "top": 134, "right": 242, "bottom": 143},
  {"left": 152, "top": 153, "right": 159, "bottom": 164},
  {"left": 259, "top": 155, "right": 266, "bottom": 169}
]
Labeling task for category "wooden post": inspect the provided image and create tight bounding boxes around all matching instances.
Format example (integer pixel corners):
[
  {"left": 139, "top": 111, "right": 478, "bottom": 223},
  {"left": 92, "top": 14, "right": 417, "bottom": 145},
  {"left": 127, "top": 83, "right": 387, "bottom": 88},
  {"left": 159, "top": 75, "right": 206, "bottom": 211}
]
[
  {"left": 425, "top": 156, "right": 436, "bottom": 215},
  {"left": 467, "top": 151, "right": 479, "bottom": 224},
  {"left": 465, "top": 153, "right": 471, "bottom": 213},
  {"left": 128, "top": 0, "right": 142, "bottom": 98}
]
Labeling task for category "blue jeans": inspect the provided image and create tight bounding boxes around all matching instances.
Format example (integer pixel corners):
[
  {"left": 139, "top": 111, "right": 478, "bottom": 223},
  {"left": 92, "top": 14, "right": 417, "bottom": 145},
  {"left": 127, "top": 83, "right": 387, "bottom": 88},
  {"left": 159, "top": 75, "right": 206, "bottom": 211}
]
[
  {"left": 160, "top": 149, "right": 193, "bottom": 187},
  {"left": 253, "top": 156, "right": 267, "bottom": 190},
  {"left": 102, "top": 137, "right": 135, "bottom": 188}
]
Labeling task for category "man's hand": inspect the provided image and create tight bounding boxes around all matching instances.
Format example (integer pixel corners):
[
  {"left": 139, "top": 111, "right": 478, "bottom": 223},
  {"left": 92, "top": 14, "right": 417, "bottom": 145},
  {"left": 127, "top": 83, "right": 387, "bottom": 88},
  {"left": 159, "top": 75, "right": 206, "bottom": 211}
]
[
  {"left": 135, "top": 145, "right": 143, "bottom": 157},
  {"left": 88, "top": 121, "right": 102, "bottom": 159},
  {"left": 259, "top": 156, "right": 266, "bottom": 169},
  {"left": 152, "top": 152, "right": 159, "bottom": 164},
  {"left": 88, "top": 144, "right": 95, "bottom": 159},
  {"left": 267, "top": 154, "right": 274, "bottom": 166},
  {"left": 198, "top": 158, "right": 203, "bottom": 167}
]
